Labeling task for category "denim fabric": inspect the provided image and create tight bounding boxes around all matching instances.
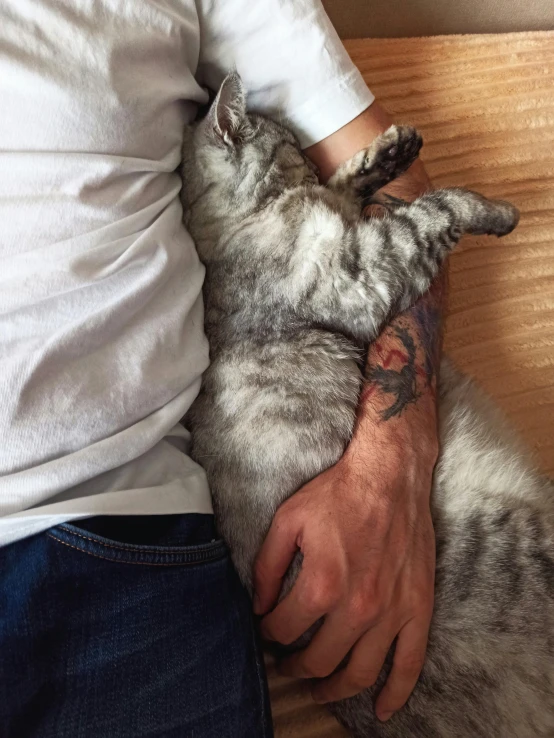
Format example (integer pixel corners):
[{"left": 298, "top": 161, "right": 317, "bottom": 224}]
[{"left": 0, "top": 514, "right": 273, "bottom": 738}]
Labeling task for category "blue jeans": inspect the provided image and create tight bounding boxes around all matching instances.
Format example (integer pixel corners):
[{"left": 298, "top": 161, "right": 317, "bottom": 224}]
[{"left": 0, "top": 514, "right": 273, "bottom": 738}]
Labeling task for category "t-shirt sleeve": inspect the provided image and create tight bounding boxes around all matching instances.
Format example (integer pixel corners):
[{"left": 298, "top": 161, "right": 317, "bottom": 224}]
[{"left": 195, "top": 0, "right": 374, "bottom": 149}]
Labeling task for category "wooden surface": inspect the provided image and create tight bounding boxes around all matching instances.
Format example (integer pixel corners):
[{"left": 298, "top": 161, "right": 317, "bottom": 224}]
[{"left": 270, "top": 31, "right": 554, "bottom": 737}]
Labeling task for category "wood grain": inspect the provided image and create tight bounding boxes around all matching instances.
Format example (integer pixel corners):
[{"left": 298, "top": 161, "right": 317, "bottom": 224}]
[{"left": 269, "top": 31, "right": 554, "bottom": 738}]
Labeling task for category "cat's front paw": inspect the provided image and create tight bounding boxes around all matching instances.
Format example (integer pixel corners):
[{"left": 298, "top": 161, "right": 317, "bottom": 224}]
[
  {"left": 359, "top": 125, "right": 422, "bottom": 181},
  {"left": 327, "top": 125, "right": 423, "bottom": 202}
]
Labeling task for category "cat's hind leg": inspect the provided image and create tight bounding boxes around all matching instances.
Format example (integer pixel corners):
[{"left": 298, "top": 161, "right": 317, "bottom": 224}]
[
  {"left": 411, "top": 188, "right": 519, "bottom": 241},
  {"left": 327, "top": 125, "right": 422, "bottom": 205}
]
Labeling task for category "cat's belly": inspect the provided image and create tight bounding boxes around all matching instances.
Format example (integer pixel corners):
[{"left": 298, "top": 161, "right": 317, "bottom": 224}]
[{"left": 187, "top": 332, "right": 363, "bottom": 586}]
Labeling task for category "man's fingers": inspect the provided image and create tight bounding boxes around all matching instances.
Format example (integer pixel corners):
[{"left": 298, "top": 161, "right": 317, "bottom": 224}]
[
  {"left": 277, "top": 608, "right": 364, "bottom": 680},
  {"left": 260, "top": 572, "right": 327, "bottom": 645},
  {"left": 311, "top": 621, "right": 395, "bottom": 703},
  {"left": 253, "top": 507, "right": 301, "bottom": 615},
  {"left": 375, "top": 617, "right": 429, "bottom": 722},
  {"left": 260, "top": 553, "right": 343, "bottom": 645}
]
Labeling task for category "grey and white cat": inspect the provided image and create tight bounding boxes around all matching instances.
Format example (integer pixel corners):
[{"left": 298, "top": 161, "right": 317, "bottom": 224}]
[{"left": 181, "top": 74, "right": 554, "bottom": 737}]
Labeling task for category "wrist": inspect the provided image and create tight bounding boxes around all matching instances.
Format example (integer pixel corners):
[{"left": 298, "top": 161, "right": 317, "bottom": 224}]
[{"left": 342, "top": 394, "right": 439, "bottom": 479}]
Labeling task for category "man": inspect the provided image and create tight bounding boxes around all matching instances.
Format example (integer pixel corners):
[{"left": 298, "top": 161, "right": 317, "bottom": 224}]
[{"left": 0, "top": 0, "right": 440, "bottom": 735}]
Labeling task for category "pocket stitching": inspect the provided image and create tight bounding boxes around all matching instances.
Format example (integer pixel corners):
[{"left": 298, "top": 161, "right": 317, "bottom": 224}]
[
  {"left": 250, "top": 621, "right": 272, "bottom": 738},
  {"left": 56, "top": 524, "right": 220, "bottom": 554},
  {"left": 47, "top": 532, "right": 225, "bottom": 567}
]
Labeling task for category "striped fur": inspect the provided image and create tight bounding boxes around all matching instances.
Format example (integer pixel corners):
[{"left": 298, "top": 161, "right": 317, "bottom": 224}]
[{"left": 181, "top": 74, "right": 553, "bottom": 737}]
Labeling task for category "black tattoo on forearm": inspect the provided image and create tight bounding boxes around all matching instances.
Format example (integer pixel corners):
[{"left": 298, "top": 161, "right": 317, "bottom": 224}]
[
  {"left": 366, "top": 326, "right": 420, "bottom": 420},
  {"left": 365, "top": 282, "right": 444, "bottom": 421}
]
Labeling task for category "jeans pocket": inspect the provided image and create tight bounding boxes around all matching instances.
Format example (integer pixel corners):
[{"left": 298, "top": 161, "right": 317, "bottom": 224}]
[{"left": 48, "top": 514, "right": 227, "bottom": 567}]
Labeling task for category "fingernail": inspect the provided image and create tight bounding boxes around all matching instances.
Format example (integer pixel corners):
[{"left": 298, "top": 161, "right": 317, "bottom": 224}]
[{"left": 378, "top": 711, "right": 394, "bottom": 722}]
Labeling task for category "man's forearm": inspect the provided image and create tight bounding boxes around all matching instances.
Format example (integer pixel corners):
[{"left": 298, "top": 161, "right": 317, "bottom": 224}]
[
  {"left": 351, "top": 271, "right": 445, "bottom": 476},
  {"left": 306, "top": 103, "right": 446, "bottom": 469}
]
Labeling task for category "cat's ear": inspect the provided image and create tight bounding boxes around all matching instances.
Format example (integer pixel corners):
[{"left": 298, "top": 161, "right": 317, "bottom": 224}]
[{"left": 208, "top": 72, "right": 250, "bottom": 146}]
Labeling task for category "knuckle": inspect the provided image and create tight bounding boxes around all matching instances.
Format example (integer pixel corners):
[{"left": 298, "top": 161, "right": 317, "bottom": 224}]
[
  {"left": 347, "top": 594, "right": 380, "bottom": 628},
  {"left": 348, "top": 667, "right": 379, "bottom": 691},
  {"left": 397, "top": 653, "right": 424, "bottom": 679},
  {"left": 304, "top": 575, "right": 340, "bottom": 613},
  {"left": 303, "top": 659, "right": 332, "bottom": 679},
  {"left": 272, "top": 505, "right": 291, "bottom": 531},
  {"left": 304, "top": 586, "right": 331, "bottom": 614}
]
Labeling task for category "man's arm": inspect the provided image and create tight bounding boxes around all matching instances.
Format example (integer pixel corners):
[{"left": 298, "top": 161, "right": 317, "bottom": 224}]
[{"left": 253, "top": 102, "right": 444, "bottom": 721}]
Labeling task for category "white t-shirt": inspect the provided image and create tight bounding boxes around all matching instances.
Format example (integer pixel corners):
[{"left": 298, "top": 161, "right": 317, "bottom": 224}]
[{"left": 0, "top": 0, "right": 374, "bottom": 546}]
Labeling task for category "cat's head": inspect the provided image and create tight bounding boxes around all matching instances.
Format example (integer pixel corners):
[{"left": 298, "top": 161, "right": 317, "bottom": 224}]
[{"left": 181, "top": 73, "right": 318, "bottom": 220}]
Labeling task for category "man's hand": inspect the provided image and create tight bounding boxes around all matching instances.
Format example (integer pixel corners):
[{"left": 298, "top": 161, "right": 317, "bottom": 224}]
[{"left": 254, "top": 373, "right": 437, "bottom": 721}]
